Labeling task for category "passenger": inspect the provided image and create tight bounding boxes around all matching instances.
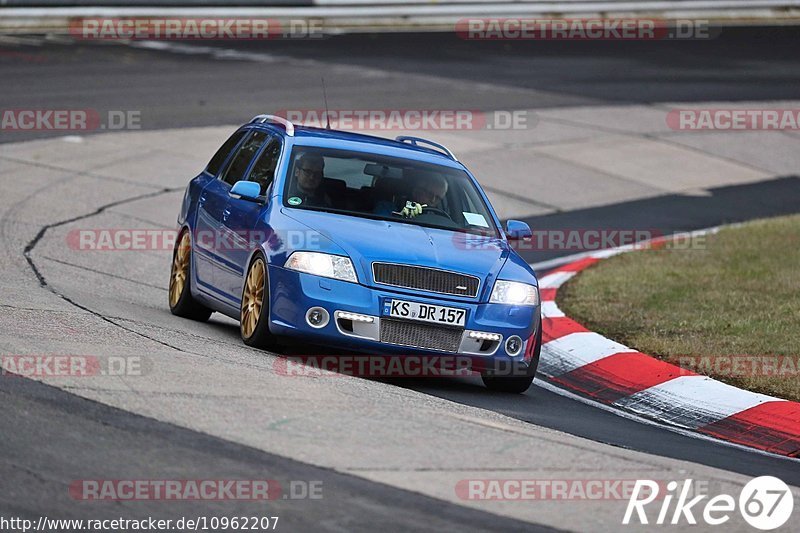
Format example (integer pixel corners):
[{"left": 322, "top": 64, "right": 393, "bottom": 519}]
[
  {"left": 410, "top": 173, "right": 448, "bottom": 209},
  {"left": 375, "top": 171, "right": 448, "bottom": 218}
]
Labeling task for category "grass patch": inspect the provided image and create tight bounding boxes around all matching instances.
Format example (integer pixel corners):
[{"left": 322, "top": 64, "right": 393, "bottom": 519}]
[{"left": 559, "top": 214, "right": 800, "bottom": 402}]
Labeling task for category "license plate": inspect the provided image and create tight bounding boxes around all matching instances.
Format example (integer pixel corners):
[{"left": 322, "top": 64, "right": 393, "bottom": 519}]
[{"left": 385, "top": 299, "right": 466, "bottom": 327}]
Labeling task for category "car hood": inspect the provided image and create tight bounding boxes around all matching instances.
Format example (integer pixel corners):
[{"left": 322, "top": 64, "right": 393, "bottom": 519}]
[{"left": 282, "top": 208, "right": 510, "bottom": 294}]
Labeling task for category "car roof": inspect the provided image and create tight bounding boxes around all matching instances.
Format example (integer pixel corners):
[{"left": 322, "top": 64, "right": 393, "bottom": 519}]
[{"left": 249, "top": 122, "right": 463, "bottom": 168}]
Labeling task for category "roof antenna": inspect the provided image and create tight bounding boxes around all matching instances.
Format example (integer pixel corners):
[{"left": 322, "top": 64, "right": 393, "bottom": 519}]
[{"left": 321, "top": 77, "right": 332, "bottom": 130}]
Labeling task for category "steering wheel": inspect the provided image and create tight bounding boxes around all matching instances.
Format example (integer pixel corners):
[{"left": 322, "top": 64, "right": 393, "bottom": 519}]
[{"left": 421, "top": 206, "right": 453, "bottom": 221}]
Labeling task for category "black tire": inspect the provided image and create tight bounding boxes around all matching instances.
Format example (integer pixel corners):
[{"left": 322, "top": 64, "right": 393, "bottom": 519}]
[
  {"left": 482, "top": 325, "right": 542, "bottom": 393},
  {"left": 169, "top": 230, "right": 213, "bottom": 322},
  {"left": 240, "top": 254, "right": 280, "bottom": 350}
]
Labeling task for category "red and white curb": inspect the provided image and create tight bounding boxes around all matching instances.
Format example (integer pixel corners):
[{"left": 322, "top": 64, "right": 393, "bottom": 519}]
[{"left": 535, "top": 240, "right": 800, "bottom": 458}]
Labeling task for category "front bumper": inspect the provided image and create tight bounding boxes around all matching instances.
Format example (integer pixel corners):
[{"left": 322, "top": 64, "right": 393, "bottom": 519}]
[{"left": 268, "top": 266, "right": 540, "bottom": 365}]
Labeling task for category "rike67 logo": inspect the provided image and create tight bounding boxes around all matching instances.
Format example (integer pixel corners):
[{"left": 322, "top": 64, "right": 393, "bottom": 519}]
[{"left": 624, "top": 476, "right": 794, "bottom": 529}]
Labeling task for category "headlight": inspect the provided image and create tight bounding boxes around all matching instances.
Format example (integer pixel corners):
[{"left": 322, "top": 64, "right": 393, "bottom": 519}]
[
  {"left": 284, "top": 251, "right": 358, "bottom": 283},
  {"left": 490, "top": 280, "right": 539, "bottom": 306}
]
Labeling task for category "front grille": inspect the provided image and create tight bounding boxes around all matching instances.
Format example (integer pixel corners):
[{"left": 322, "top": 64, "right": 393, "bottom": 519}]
[
  {"left": 380, "top": 319, "right": 462, "bottom": 352},
  {"left": 372, "top": 263, "right": 480, "bottom": 297}
]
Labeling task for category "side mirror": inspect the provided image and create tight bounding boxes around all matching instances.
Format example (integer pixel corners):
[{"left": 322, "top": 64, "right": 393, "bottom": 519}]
[
  {"left": 506, "top": 220, "right": 532, "bottom": 240},
  {"left": 230, "top": 180, "right": 262, "bottom": 202}
]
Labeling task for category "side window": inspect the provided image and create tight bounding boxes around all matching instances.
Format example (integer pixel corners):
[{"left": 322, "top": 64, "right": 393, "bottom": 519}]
[
  {"left": 221, "top": 131, "right": 269, "bottom": 186},
  {"left": 206, "top": 130, "right": 247, "bottom": 176},
  {"left": 247, "top": 137, "right": 281, "bottom": 194}
]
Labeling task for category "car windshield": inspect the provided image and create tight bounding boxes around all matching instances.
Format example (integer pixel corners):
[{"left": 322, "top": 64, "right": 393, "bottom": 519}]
[{"left": 282, "top": 146, "right": 499, "bottom": 237}]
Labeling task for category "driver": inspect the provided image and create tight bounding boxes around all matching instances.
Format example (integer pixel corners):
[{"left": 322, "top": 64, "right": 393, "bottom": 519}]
[
  {"left": 288, "top": 153, "right": 332, "bottom": 208},
  {"left": 392, "top": 172, "right": 449, "bottom": 218}
]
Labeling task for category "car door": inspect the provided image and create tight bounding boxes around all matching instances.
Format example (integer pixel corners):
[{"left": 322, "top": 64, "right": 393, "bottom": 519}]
[
  {"left": 210, "top": 130, "right": 272, "bottom": 303},
  {"left": 194, "top": 129, "right": 248, "bottom": 292},
  {"left": 218, "top": 135, "right": 283, "bottom": 301}
]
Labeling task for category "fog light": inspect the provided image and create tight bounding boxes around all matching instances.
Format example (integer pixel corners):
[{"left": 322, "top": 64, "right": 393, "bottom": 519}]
[
  {"left": 306, "top": 307, "right": 330, "bottom": 328},
  {"left": 337, "top": 311, "right": 374, "bottom": 323},
  {"left": 468, "top": 331, "right": 502, "bottom": 342},
  {"left": 505, "top": 335, "right": 523, "bottom": 356}
]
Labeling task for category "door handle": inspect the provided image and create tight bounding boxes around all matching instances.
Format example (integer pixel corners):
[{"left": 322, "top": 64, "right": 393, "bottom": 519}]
[
  {"left": 199, "top": 195, "right": 207, "bottom": 204},
  {"left": 222, "top": 208, "right": 231, "bottom": 221}
]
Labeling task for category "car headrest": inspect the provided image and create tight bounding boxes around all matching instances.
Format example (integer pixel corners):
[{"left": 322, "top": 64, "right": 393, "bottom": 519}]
[
  {"left": 364, "top": 163, "right": 402, "bottom": 179},
  {"left": 322, "top": 178, "right": 347, "bottom": 193}
]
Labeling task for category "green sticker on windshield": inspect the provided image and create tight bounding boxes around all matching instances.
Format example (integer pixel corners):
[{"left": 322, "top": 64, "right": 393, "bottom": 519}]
[{"left": 288, "top": 196, "right": 302, "bottom": 206}]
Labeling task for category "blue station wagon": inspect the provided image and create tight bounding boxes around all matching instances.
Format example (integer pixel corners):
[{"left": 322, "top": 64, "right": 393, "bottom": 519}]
[{"left": 169, "top": 115, "right": 541, "bottom": 392}]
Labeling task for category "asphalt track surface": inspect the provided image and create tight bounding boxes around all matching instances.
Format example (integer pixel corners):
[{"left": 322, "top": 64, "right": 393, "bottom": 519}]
[
  {"left": 3, "top": 26, "right": 800, "bottom": 141},
  {"left": 1, "top": 376, "right": 545, "bottom": 531},
  {"left": 1, "top": 27, "right": 800, "bottom": 530}
]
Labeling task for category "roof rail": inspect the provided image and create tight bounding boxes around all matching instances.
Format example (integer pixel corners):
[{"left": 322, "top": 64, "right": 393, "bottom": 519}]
[
  {"left": 250, "top": 114, "right": 295, "bottom": 136},
  {"left": 395, "top": 136, "right": 457, "bottom": 161}
]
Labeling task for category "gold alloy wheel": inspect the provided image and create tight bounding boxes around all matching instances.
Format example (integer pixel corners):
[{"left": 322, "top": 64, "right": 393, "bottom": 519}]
[
  {"left": 169, "top": 231, "right": 191, "bottom": 308},
  {"left": 241, "top": 258, "right": 265, "bottom": 339}
]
